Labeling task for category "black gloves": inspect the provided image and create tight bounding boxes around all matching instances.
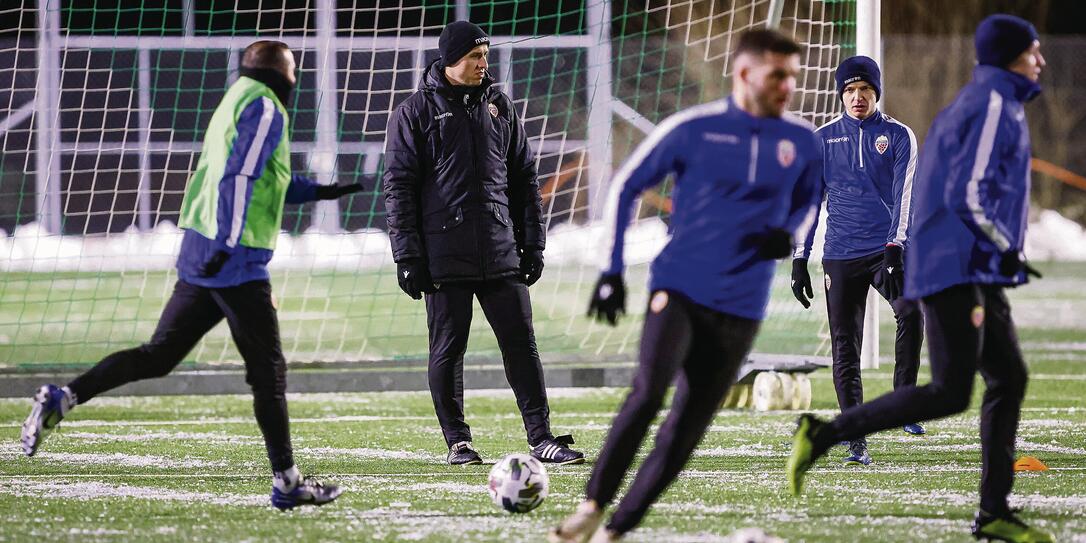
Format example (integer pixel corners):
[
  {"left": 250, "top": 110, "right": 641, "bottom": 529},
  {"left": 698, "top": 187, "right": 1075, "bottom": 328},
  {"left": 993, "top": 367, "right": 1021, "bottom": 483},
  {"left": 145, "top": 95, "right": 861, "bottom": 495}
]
[
  {"left": 791, "top": 258, "right": 813, "bottom": 309},
  {"left": 587, "top": 273, "right": 626, "bottom": 326},
  {"left": 743, "top": 227, "right": 794, "bottom": 260},
  {"left": 199, "top": 250, "right": 230, "bottom": 277},
  {"left": 999, "top": 250, "right": 1042, "bottom": 279},
  {"left": 520, "top": 248, "right": 544, "bottom": 287},
  {"left": 883, "top": 244, "right": 905, "bottom": 301},
  {"left": 315, "top": 182, "right": 365, "bottom": 200},
  {"left": 397, "top": 259, "right": 437, "bottom": 300}
]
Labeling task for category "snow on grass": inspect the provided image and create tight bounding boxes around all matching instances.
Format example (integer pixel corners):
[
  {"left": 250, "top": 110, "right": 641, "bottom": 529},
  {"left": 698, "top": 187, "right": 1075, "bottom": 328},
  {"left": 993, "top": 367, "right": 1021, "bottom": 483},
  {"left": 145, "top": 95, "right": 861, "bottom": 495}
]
[
  {"left": 67, "top": 528, "right": 130, "bottom": 536},
  {"left": 819, "top": 485, "right": 1086, "bottom": 514},
  {"left": 57, "top": 430, "right": 263, "bottom": 444},
  {"left": 459, "top": 387, "right": 623, "bottom": 400},
  {"left": 328, "top": 503, "right": 552, "bottom": 543},
  {"left": 695, "top": 444, "right": 785, "bottom": 458},
  {"left": 0, "top": 414, "right": 437, "bottom": 429},
  {"left": 384, "top": 482, "right": 485, "bottom": 494},
  {"left": 903, "top": 439, "right": 1086, "bottom": 455},
  {"left": 0, "top": 479, "right": 267, "bottom": 507},
  {"left": 8, "top": 451, "right": 226, "bottom": 469},
  {"left": 0, "top": 442, "right": 225, "bottom": 469},
  {"left": 299, "top": 447, "right": 439, "bottom": 462}
]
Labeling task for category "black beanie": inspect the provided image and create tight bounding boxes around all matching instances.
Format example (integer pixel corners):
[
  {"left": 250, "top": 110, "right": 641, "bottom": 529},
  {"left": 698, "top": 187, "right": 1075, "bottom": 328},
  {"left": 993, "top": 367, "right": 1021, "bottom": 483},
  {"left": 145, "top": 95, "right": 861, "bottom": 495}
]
[
  {"left": 439, "top": 21, "right": 490, "bottom": 66},
  {"left": 975, "top": 14, "right": 1039, "bottom": 68},
  {"left": 835, "top": 56, "right": 882, "bottom": 102}
]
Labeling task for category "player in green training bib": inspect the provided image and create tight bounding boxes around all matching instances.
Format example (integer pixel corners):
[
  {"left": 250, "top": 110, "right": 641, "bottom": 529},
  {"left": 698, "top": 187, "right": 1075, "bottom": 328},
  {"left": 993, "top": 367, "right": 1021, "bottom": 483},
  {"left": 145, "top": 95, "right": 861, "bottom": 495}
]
[{"left": 21, "top": 40, "right": 362, "bottom": 511}]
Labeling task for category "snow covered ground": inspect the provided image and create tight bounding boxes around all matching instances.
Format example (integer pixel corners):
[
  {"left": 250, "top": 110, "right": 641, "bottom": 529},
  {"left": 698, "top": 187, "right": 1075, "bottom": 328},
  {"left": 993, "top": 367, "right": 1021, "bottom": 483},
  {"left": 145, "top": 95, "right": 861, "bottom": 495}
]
[{"left": 0, "top": 209, "right": 1083, "bottom": 272}]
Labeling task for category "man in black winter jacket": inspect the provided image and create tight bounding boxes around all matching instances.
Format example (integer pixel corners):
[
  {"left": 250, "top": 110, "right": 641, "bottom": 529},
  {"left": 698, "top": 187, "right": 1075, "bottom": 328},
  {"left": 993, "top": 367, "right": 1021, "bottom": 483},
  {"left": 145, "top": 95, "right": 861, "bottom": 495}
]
[{"left": 382, "top": 20, "right": 583, "bottom": 466}]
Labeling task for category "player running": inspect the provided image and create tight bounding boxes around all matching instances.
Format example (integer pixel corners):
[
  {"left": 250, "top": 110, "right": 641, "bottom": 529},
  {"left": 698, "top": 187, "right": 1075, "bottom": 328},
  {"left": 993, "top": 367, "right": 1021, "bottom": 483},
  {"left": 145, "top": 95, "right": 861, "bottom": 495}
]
[
  {"left": 791, "top": 55, "right": 925, "bottom": 466},
  {"left": 787, "top": 14, "right": 1053, "bottom": 543},
  {"left": 20, "top": 40, "right": 361, "bottom": 511},
  {"left": 550, "top": 29, "right": 822, "bottom": 542}
]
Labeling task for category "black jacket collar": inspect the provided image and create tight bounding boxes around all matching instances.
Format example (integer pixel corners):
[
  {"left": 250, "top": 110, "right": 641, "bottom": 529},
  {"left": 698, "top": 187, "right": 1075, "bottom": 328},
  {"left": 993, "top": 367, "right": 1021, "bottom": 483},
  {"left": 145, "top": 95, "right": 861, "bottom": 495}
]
[{"left": 420, "top": 58, "right": 495, "bottom": 106}]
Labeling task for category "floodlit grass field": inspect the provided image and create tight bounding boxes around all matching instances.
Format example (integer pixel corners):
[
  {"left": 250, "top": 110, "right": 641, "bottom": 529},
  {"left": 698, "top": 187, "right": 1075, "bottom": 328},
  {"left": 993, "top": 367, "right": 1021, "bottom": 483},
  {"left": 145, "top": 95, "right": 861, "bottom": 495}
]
[
  {"left": 2, "top": 262, "right": 1085, "bottom": 368},
  {"left": 2, "top": 363, "right": 1085, "bottom": 542},
  {"left": 2, "top": 263, "right": 1084, "bottom": 540}
]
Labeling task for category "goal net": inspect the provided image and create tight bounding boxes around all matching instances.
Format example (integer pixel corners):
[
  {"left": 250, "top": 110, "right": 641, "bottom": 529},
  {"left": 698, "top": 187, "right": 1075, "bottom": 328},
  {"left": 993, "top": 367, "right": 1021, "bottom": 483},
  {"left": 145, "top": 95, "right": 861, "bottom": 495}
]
[{"left": 0, "top": 1, "right": 854, "bottom": 368}]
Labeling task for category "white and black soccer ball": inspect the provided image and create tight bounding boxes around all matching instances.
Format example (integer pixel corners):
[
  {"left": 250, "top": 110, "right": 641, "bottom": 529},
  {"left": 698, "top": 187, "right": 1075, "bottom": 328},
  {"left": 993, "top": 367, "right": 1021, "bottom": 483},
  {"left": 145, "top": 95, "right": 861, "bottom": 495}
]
[{"left": 486, "top": 453, "right": 549, "bottom": 513}]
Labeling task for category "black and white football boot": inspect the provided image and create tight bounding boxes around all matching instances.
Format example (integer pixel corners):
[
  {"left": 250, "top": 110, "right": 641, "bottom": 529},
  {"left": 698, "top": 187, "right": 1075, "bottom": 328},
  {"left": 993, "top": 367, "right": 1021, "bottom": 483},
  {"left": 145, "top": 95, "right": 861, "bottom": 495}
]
[
  {"left": 531, "top": 434, "right": 585, "bottom": 465},
  {"left": 447, "top": 441, "right": 483, "bottom": 465}
]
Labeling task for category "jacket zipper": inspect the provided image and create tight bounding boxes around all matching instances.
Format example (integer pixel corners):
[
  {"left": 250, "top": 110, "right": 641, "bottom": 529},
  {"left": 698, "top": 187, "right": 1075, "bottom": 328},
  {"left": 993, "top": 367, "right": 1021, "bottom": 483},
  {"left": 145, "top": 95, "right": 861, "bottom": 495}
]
[
  {"left": 748, "top": 132, "right": 759, "bottom": 184},
  {"left": 464, "top": 94, "right": 488, "bottom": 280},
  {"left": 858, "top": 126, "right": 865, "bottom": 169}
]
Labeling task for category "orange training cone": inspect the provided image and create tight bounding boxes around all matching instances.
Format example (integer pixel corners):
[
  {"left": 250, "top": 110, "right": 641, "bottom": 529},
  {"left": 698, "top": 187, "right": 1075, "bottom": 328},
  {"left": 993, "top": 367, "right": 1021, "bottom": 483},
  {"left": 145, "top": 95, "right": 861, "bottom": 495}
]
[{"left": 1014, "top": 456, "right": 1049, "bottom": 471}]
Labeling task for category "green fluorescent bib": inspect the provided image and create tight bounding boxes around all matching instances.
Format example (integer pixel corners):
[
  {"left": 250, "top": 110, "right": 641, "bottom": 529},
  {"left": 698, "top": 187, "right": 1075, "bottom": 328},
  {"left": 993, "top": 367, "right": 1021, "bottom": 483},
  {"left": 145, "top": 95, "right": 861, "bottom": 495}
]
[{"left": 178, "top": 77, "right": 291, "bottom": 250}]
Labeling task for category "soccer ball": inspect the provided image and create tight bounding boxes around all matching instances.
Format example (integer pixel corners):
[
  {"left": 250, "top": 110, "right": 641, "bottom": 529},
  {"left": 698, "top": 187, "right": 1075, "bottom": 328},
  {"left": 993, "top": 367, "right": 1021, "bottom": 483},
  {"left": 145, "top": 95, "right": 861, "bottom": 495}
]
[{"left": 486, "top": 453, "right": 549, "bottom": 513}]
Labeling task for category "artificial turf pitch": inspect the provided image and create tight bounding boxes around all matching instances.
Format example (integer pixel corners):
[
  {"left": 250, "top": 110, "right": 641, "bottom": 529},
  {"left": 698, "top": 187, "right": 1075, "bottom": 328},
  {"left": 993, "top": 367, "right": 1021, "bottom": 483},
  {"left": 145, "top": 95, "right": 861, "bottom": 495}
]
[{"left": 2, "top": 362, "right": 1084, "bottom": 542}]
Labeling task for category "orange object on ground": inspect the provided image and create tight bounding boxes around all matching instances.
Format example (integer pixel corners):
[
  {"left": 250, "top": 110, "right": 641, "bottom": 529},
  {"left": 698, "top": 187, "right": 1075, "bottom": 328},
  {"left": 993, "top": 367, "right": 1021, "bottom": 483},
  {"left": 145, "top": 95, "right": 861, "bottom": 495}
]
[{"left": 1014, "top": 456, "right": 1049, "bottom": 471}]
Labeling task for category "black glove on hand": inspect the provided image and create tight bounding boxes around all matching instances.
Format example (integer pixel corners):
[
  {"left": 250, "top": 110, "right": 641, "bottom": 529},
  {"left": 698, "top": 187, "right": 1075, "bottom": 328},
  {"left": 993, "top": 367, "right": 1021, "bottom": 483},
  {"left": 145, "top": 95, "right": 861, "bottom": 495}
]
[
  {"left": 199, "top": 250, "right": 230, "bottom": 278},
  {"left": 587, "top": 273, "right": 626, "bottom": 326},
  {"left": 520, "top": 248, "right": 544, "bottom": 287},
  {"left": 883, "top": 244, "right": 905, "bottom": 300},
  {"left": 998, "top": 250, "right": 1043, "bottom": 279},
  {"left": 743, "top": 228, "right": 794, "bottom": 260},
  {"left": 397, "top": 259, "right": 436, "bottom": 300},
  {"left": 315, "top": 182, "right": 365, "bottom": 200},
  {"left": 790, "top": 258, "right": 813, "bottom": 309}
]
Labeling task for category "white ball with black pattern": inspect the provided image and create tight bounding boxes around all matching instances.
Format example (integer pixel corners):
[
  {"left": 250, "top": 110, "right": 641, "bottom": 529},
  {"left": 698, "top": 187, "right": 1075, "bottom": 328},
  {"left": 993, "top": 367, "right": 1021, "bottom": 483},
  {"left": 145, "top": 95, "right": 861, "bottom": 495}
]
[{"left": 487, "top": 453, "right": 549, "bottom": 513}]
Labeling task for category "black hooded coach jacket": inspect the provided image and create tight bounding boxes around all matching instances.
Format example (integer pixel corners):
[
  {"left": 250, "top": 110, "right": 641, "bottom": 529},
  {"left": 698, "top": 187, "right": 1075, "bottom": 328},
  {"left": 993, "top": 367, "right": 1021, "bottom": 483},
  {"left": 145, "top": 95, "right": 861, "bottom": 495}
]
[{"left": 382, "top": 59, "right": 545, "bottom": 283}]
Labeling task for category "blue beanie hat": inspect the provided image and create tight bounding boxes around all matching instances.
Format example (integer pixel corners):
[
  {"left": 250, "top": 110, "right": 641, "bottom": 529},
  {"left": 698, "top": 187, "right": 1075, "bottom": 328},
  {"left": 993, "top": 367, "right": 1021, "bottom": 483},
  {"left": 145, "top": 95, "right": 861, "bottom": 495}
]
[
  {"left": 975, "top": 14, "right": 1038, "bottom": 68},
  {"left": 439, "top": 21, "right": 490, "bottom": 66},
  {"left": 835, "top": 56, "right": 881, "bottom": 102}
]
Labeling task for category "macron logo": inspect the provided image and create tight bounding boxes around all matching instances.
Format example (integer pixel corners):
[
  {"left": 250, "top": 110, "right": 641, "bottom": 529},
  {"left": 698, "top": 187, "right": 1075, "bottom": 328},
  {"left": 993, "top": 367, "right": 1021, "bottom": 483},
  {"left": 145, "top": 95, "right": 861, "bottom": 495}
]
[
  {"left": 826, "top": 136, "right": 849, "bottom": 144},
  {"left": 434, "top": 112, "right": 452, "bottom": 120},
  {"left": 475, "top": 37, "right": 489, "bottom": 44},
  {"left": 703, "top": 132, "right": 740, "bottom": 144}
]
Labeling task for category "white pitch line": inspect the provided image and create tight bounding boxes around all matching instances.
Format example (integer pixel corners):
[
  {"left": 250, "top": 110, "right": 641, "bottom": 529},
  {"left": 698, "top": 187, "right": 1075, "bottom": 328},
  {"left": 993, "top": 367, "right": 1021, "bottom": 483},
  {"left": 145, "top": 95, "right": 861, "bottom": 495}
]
[
  {"left": 0, "top": 411, "right": 618, "bottom": 429},
  {"left": 7, "top": 466, "right": 1084, "bottom": 481}
]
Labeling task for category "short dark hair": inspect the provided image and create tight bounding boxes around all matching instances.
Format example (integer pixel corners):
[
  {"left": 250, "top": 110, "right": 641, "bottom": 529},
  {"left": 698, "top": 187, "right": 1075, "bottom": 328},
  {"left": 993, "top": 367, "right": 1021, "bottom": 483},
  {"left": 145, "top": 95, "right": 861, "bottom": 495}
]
[
  {"left": 733, "top": 29, "right": 803, "bottom": 60},
  {"left": 241, "top": 40, "right": 293, "bottom": 74}
]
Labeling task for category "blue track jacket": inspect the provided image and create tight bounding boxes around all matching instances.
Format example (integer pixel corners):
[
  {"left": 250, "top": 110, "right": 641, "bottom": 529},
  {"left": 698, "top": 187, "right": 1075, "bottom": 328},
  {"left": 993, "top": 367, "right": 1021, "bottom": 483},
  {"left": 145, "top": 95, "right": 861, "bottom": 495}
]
[
  {"left": 904, "top": 65, "right": 1040, "bottom": 299},
  {"left": 603, "top": 96, "right": 822, "bottom": 320},
  {"left": 796, "top": 110, "right": 919, "bottom": 260},
  {"left": 177, "top": 98, "right": 325, "bottom": 288}
]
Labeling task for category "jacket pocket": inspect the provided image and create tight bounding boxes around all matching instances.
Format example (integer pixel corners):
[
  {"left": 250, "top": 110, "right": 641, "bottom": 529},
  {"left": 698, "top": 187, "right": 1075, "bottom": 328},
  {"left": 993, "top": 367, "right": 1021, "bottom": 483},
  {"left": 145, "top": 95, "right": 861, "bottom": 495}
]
[
  {"left": 485, "top": 203, "right": 519, "bottom": 272},
  {"left": 423, "top": 206, "right": 464, "bottom": 234},
  {"left": 489, "top": 202, "right": 511, "bottom": 227}
]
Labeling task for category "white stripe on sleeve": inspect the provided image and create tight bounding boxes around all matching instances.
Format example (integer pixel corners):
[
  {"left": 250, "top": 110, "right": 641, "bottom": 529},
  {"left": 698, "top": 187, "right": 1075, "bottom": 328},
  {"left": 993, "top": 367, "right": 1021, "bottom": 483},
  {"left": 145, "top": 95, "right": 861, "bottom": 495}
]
[
  {"left": 226, "top": 97, "right": 277, "bottom": 248},
  {"left": 886, "top": 118, "right": 918, "bottom": 245},
  {"left": 965, "top": 90, "right": 1011, "bottom": 252},
  {"left": 792, "top": 205, "right": 819, "bottom": 258},
  {"left": 597, "top": 100, "right": 730, "bottom": 270}
]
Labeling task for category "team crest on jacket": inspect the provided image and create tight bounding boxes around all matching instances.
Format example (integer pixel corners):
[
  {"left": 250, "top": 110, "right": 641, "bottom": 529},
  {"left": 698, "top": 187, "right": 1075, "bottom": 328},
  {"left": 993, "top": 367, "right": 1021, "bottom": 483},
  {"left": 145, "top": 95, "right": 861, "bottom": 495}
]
[
  {"left": 650, "top": 291, "right": 669, "bottom": 313},
  {"left": 875, "top": 134, "right": 889, "bottom": 155},
  {"left": 488, "top": 102, "right": 499, "bottom": 118},
  {"left": 777, "top": 139, "right": 795, "bottom": 168},
  {"left": 971, "top": 305, "right": 985, "bottom": 328}
]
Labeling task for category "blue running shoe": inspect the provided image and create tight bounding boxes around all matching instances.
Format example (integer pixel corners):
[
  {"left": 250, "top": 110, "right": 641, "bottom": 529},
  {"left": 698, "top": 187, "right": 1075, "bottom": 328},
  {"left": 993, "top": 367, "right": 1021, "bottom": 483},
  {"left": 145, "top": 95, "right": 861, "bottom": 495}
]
[
  {"left": 21, "top": 384, "right": 76, "bottom": 457},
  {"left": 903, "top": 423, "right": 926, "bottom": 435},
  {"left": 271, "top": 476, "right": 343, "bottom": 511},
  {"left": 843, "top": 440, "right": 872, "bottom": 466}
]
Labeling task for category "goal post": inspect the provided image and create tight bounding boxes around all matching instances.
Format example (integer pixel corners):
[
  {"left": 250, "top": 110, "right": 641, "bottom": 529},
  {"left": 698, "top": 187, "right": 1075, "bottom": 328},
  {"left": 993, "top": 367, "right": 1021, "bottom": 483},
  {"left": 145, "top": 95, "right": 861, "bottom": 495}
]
[
  {"left": 857, "top": 0, "right": 881, "bottom": 370},
  {"left": 0, "top": 1, "right": 862, "bottom": 369}
]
